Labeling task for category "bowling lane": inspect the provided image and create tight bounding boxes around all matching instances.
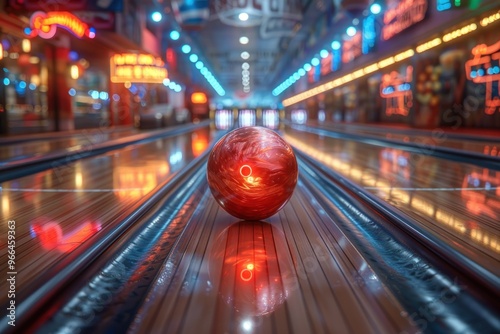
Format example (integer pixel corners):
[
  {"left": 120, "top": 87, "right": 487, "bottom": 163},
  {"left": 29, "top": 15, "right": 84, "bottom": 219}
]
[
  {"left": 284, "top": 126, "right": 500, "bottom": 277},
  {"left": 301, "top": 121, "right": 500, "bottom": 157},
  {"left": 0, "top": 127, "right": 140, "bottom": 164},
  {"left": 0, "top": 126, "right": 214, "bottom": 306},
  {"left": 129, "top": 183, "right": 413, "bottom": 334}
]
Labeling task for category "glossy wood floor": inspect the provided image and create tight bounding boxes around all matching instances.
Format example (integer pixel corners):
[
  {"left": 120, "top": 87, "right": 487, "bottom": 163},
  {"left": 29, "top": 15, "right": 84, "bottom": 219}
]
[{"left": 0, "top": 122, "right": 498, "bottom": 333}]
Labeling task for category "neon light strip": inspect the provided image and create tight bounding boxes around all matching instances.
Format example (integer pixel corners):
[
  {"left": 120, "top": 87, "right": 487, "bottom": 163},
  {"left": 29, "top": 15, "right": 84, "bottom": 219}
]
[{"left": 282, "top": 15, "right": 498, "bottom": 107}]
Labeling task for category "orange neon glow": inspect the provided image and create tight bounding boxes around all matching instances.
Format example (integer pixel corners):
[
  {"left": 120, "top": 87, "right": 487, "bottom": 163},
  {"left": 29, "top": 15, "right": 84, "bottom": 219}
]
[
  {"left": 28, "top": 11, "right": 95, "bottom": 39},
  {"left": 31, "top": 221, "right": 102, "bottom": 253},
  {"left": 113, "top": 161, "right": 170, "bottom": 200},
  {"left": 191, "top": 92, "right": 208, "bottom": 104},
  {"left": 380, "top": 66, "right": 413, "bottom": 116},
  {"left": 382, "top": 0, "right": 428, "bottom": 40},
  {"left": 342, "top": 32, "right": 362, "bottom": 64},
  {"left": 110, "top": 53, "right": 168, "bottom": 84},
  {"left": 465, "top": 40, "right": 500, "bottom": 114}
]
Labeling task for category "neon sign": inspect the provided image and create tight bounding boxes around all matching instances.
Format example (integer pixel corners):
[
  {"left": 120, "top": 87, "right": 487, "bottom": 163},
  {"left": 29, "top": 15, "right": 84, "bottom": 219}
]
[
  {"left": 26, "top": 11, "right": 95, "bottom": 39},
  {"left": 465, "top": 41, "right": 500, "bottom": 114},
  {"left": 321, "top": 53, "right": 332, "bottom": 76},
  {"left": 110, "top": 53, "right": 168, "bottom": 84},
  {"left": 382, "top": 0, "right": 428, "bottom": 40},
  {"left": 342, "top": 32, "right": 362, "bottom": 63},
  {"left": 380, "top": 66, "right": 413, "bottom": 116}
]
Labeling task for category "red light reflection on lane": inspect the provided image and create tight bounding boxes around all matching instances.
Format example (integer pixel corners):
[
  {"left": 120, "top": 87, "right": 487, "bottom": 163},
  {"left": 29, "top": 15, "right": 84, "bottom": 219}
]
[{"left": 30, "top": 220, "right": 102, "bottom": 253}]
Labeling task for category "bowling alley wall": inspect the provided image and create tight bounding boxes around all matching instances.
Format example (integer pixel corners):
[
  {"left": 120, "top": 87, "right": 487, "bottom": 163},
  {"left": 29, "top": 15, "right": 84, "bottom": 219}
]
[{"left": 283, "top": 1, "right": 500, "bottom": 129}]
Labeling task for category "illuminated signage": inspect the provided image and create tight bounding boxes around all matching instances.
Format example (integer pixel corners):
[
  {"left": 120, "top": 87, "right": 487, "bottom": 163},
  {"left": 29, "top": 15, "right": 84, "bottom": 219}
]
[
  {"left": 191, "top": 92, "right": 207, "bottom": 104},
  {"left": 342, "top": 31, "right": 362, "bottom": 63},
  {"left": 382, "top": 0, "right": 428, "bottom": 40},
  {"left": 436, "top": 0, "right": 468, "bottom": 11},
  {"left": 331, "top": 48, "right": 342, "bottom": 71},
  {"left": 380, "top": 66, "right": 413, "bottom": 116},
  {"left": 321, "top": 53, "right": 332, "bottom": 76},
  {"left": 465, "top": 41, "right": 500, "bottom": 114},
  {"left": 110, "top": 53, "right": 168, "bottom": 83},
  {"left": 26, "top": 11, "right": 95, "bottom": 39}
]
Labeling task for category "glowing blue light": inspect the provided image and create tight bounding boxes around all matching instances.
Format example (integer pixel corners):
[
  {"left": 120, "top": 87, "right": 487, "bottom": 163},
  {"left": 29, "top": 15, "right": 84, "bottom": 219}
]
[
  {"left": 293, "top": 73, "right": 300, "bottom": 80},
  {"left": 331, "top": 41, "right": 341, "bottom": 50},
  {"left": 24, "top": 27, "right": 32, "bottom": 35},
  {"left": 69, "top": 51, "right": 79, "bottom": 61},
  {"left": 29, "top": 83, "right": 36, "bottom": 90},
  {"left": 311, "top": 58, "right": 320, "bottom": 66},
  {"left": 91, "top": 91, "right": 99, "bottom": 99},
  {"left": 19, "top": 81, "right": 26, "bottom": 89},
  {"left": 304, "top": 63, "right": 312, "bottom": 71},
  {"left": 152, "top": 12, "right": 162, "bottom": 22},
  {"left": 195, "top": 61, "right": 204, "bottom": 69},
  {"left": 346, "top": 26, "right": 357, "bottom": 37},
  {"left": 99, "top": 92, "right": 108, "bottom": 100},
  {"left": 181, "top": 44, "right": 191, "bottom": 54},
  {"left": 320, "top": 49, "right": 329, "bottom": 58},
  {"left": 170, "top": 30, "right": 180, "bottom": 40},
  {"left": 470, "top": 70, "right": 477, "bottom": 78},
  {"left": 201, "top": 67, "right": 208, "bottom": 75},
  {"left": 189, "top": 54, "right": 198, "bottom": 62},
  {"left": 298, "top": 68, "right": 306, "bottom": 76},
  {"left": 477, "top": 69, "right": 484, "bottom": 76},
  {"left": 370, "top": 3, "right": 382, "bottom": 14},
  {"left": 68, "top": 88, "right": 76, "bottom": 96}
]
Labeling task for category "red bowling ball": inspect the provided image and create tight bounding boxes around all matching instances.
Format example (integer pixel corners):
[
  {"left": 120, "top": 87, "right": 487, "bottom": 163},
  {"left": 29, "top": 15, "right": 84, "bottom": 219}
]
[{"left": 207, "top": 126, "right": 298, "bottom": 220}]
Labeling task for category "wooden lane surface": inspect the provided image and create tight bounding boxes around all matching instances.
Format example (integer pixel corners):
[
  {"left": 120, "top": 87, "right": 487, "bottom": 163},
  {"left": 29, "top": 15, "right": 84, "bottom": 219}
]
[
  {"left": 283, "top": 128, "right": 500, "bottom": 278},
  {"left": 131, "top": 182, "right": 414, "bottom": 334},
  {"left": 309, "top": 121, "right": 500, "bottom": 157},
  {"left": 0, "top": 127, "right": 214, "bottom": 307}
]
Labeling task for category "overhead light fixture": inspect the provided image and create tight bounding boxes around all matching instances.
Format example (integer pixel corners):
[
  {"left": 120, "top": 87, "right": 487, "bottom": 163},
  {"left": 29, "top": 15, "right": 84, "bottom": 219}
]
[
  {"left": 346, "top": 26, "right": 357, "bottom": 37},
  {"left": 152, "top": 11, "right": 162, "bottom": 22},
  {"left": 303, "top": 63, "right": 312, "bottom": 71},
  {"left": 239, "top": 13, "right": 249, "bottom": 21},
  {"left": 331, "top": 40, "right": 341, "bottom": 50},
  {"left": 311, "top": 57, "right": 320, "bottom": 66},
  {"left": 170, "top": 30, "right": 180, "bottom": 40},
  {"left": 241, "top": 51, "right": 250, "bottom": 59},
  {"left": 242, "top": 62, "right": 250, "bottom": 70},
  {"left": 195, "top": 61, "right": 204, "bottom": 69},
  {"left": 189, "top": 54, "right": 198, "bottom": 62},
  {"left": 239, "top": 36, "right": 249, "bottom": 44},
  {"left": 320, "top": 49, "right": 329, "bottom": 58},
  {"left": 181, "top": 44, "right": 191, "bottom": 54}
]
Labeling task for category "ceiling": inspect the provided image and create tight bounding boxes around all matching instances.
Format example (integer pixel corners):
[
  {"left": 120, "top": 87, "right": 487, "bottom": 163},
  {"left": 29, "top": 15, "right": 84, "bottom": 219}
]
[{"left": 159, "top": 0, "right": 346, "bottom": 107}]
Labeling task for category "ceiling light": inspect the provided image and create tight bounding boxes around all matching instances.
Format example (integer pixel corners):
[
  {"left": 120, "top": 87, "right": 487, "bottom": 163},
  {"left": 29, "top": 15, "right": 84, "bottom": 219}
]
[
  {"left": 170, "top": 30, "right": 180, "bottom": 40},
  {"left": 346, "top": 26, "right": 357, "bottom": 37},
  {"left": 311, "top": 57, "right": 320, "bottom": 66},
  {"left": 298, "top": 68, "right": 306, "bottom": 76},
  {"left": 181, "top": 44, "right": 191, "bottom": 53},
  {"left": 303, "top": 63, "right": 312, "bottom": 71},
  {"left": 331, "top": 41, "right": 341, "bottom": 50},
  {"left": 189, "top": 54, "right": 198, "bottom": 62},
  {"left": 239, "top": 36, "right": 249, "bottom": 44},
  {"left": 320, "top": 49, "right": 329, "bottom": 58},
  {"left": 242, "top": 62, "right": 250, "bottom": 70},
  {"left": 370, "top": 3, "right": 382, "bottom": 15},
  {"left": 195, "top": 61, "right": 204, "bottom": 69},
  {"left": 239, "top": 13, "right": 249, "bottom": 21},
  {"left": 241, "top": 51, "right": 250, "bottom": 59},
  {"left": 151, "top": 12, "right": 162, "bottom": 22}
]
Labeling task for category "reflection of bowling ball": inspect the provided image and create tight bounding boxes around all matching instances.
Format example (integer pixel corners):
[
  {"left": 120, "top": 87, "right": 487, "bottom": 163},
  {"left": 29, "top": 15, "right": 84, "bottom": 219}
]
[
  {"left": 211, "top": 221, "right": 294, "bottom": 316},
  {"left": 207, "top": 127, "right": 298, "bottom": 220}
]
